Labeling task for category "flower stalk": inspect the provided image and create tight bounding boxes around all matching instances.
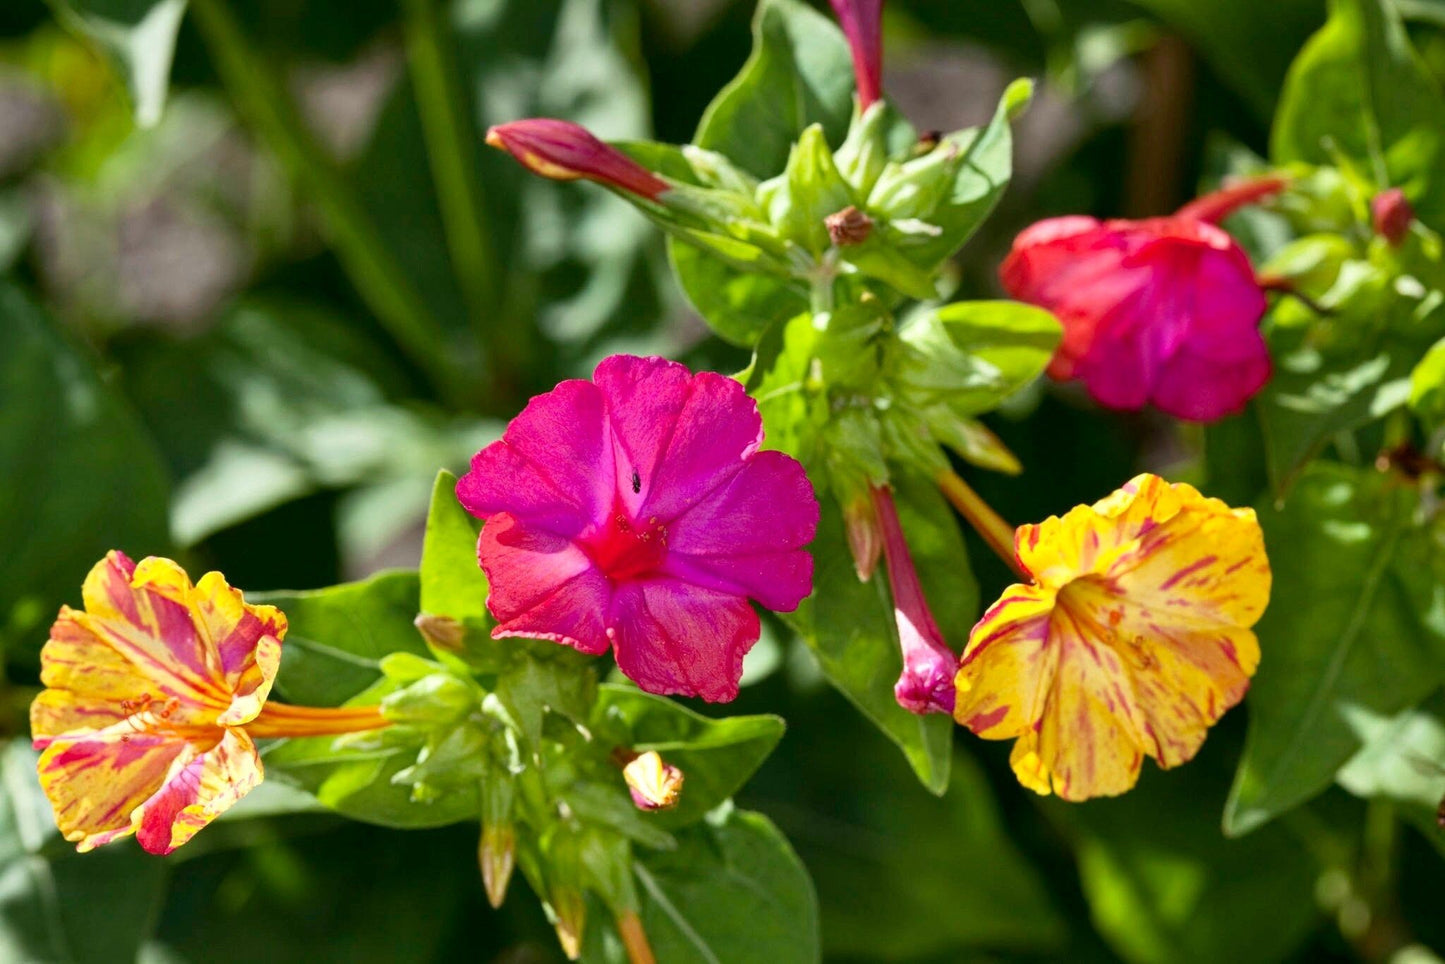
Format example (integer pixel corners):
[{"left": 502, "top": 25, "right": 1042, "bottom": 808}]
[{"left": 934, "top": 469, "right": 1026, "bottom": 579}]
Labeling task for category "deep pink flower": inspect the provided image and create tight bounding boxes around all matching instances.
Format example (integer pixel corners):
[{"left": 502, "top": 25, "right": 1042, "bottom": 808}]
[
  {"left": 486, "top": 119, "right": 670, "bottom": 201},
  {"left": 872, "top": 486, "right": 956, "bottom": 715},
  {"left": 1001, "top": 177, "right": 1286, "bottom": 422},
  {"left": 829, "top": 0, "right": 884, "bottom": 109},
  {"left": 457, "top": 355, "right": 818, "bottom": 703},
  {"left": 1372, "top": 188, "right": 1414, "bottom": 246}
]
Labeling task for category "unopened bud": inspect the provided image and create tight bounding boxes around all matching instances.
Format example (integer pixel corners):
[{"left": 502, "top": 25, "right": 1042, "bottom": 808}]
[
  {"left": 380, "top": 673, "right": 475, "bottom": 724},
  {"left": 1372, "top": 188, "right": 1414, "bottom": 246},
  {"left": 828, "top": 0, "right": 884, "bottom": 109},
  {"left": 487, "top": 119, "right": 670, "bottom": 200},
  {"left": 414, "top": 613, "right": 464, "bottom": 652},
  {"left": 620, "top": 751, "right": 684, "bottom": 811},
  {"left": 479, "top": 822, "right": 516, "bottom": 909},
  {"left": 843, "top": 495, "right": 883, "bottom": 582},
  {"left": 826, "top": 205, "right": 874, "bottom": 247}
]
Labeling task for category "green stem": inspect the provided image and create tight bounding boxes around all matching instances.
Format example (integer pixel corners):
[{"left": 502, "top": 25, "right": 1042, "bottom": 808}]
[
  {"left": 935, "top": 469, "right": 1028, "bottom": 580},
  {"left": 399, "top": 0, "right": 501, "bottom": 354},
  {"left": 189, "top": 0, "right": 465, "bottom": 403}
]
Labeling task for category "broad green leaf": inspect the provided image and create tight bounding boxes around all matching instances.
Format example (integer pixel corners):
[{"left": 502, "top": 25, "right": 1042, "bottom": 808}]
[
  {"left": 419, "top": 470, "right": 488, "bottom": 623},
  {"left": 666, "top": 241, "right": 807, "bottom": 347},
  {"left": 49, "top": 0, "right": 187, "bottom": 127},
  {"left": 592, "top": 685, "right": 785, "bottom": 828},
  {"left": 1272, "top": 0, "right": 1445, "bottom": 226},
  {"left": 1336, "top": 693, "right": 1445, "bottom": 836},
  {"left": 892, "top": 300, "right": 1062, "bottom": 418},
  {"left": 783, "top": 473, "right": 969, "bottom": 795},
  {"left": 0, "top": 281, "right": 171, "bottom": 662},
  {"left": 257, "top": 569, "right": 430, "bottom": 708},
  {"left": 1051, "top": 751, "right": 1319, "bottom": 964},
  {"left": 629, "top": 807, "right": 818, "bottom": 964},
  {"left": 793, "top": 747, "right": 1065, "bottom": 959},
  {"left": 1409, "top": 336, "right": 1445, "bottom": 432},
  {"left": 692, "top": 0, "right": 854, "bottom": 181},
  {"left": 1225, "top": 463, "right": 1444, "bottom": 835},
  {"left": 0, "top": 741, "right": 169, "bottom": 963}
]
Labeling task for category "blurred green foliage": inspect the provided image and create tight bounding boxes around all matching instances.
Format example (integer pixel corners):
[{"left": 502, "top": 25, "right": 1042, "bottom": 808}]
[{"left": 3, "top": 0, "right": 1445, "bottom": 961}]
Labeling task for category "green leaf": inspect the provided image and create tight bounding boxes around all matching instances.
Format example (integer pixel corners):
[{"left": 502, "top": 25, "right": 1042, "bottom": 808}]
[
  {"left": 794, "top": 748, "right": 1065, "bottom": 959},
  {"left": 0, "top": 740, "right": 169, "bottom": 963},
  {"left": 592, "top": 685, "right": 785, "bottom": 828},
  {"left": 49, "top": 0, "right": 187, "bottom": 127},
  {"left": 0, "top": 281, "right": 171, "bottom": 662},
  {"left": 783, "top": 472, "right": 970, "bottom": 795},
  {"left": 1225, "top": 462, "right": 1444, "bottom": 835},
  {"left": 892, "top": 299, "right": 1062, "bottom": 418},
  {"left": 419, "top": 469, "right": 488, "bottom": 622},
  {"left": 666, "top": 241, "right": 807, "bottom": 347},
  {"left": 1336, "top": 692, "right": 1445, "bottom": 833},
  {"left": 257, "top": 570, "right": 430, "bottom": 708},
  {"left": 1052, "top": 754, "right": 1319, "bottom": 964},
  {"left": 628, "top": 807, "right": 819, "bottom": 964},
  {"left": 1409, "top": 336, "right": 1445, "bottom": 431},
  {"left": 692, "top": 0, "right": 854, "bottom": 181},
  {"left": 1272, "top": 0, "right": 1445, "bottom": 226}
]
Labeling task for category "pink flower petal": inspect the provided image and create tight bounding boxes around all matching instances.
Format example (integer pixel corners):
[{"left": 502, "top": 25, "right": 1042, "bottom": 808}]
[
  {"left": 609, "top": 580, "right": 760, "bottom": 703},
  {"left": 134, "top": 728, "right": 263, "bottom": 854},
  {"left": 664, "top": 451, "right": 818, "bottom": 557},
  {"left": 479, "top": 514, "right": 611, "bottom": 655},
  {"left": 458, "top": 379, "right": 614, "bottom": 537}
]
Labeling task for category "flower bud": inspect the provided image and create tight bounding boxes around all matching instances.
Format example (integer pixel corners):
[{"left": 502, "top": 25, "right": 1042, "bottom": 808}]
[
  {"left": 828, "top": 0, "right": 884, "bottom": 109},
  {"left": 842, "top": 493, "right": 883, "bottom": 582},
  {"left": 544, "top": 827, "right": 588, "bottom": 960},
  {"left": 826, "top": 205, "right": 874, "bottom": 246},
  {"left": 486, "top": 119, "right": 670, "bottom": 200},
  {"left": 1372, "top": 188, "right": 1414, "bottom": 246},
  {"left": 413, "top": 613, "right": 464, "bottom": 652},
  {"left": 380, "top": 672, "right": 475, "bottom": 724},
  {"left": 872, "top": 485, "right": 958, "bottom": 715},
  {"left": 621, "top": 750, "right": 684, "bottom": 811},
  {"left": 479, "top": 767, "right": 516, "bottom": 909}
]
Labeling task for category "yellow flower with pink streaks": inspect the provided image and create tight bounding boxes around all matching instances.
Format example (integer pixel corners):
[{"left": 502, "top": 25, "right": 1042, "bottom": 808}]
[
  {"left": 31, "top": 551, "right": 387, "bottom": 854},
  {"left": 954, "top": 474, "right": 1270, "bottom": 801}
]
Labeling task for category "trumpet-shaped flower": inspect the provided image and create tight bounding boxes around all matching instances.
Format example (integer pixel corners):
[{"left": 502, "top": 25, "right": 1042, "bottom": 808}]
[
  {"left": 873, "top": 485, "right": 957, "bottom": 715},
  {"left": 1001, "top": 176, "right": 1285, "bottom": 421},
  {"left": 486, "top": 119, "right": 670, "bottom": 200},
  {"left": 457, "top": 354, "right": 818, "bottom": 703},
  {"left": 31, "top": 552, "right": 387, "bottom": 854},
  {"left": 954, "top": 475, "right": 1270, "bottom": 800},
  {"left": 829, "top": 0, "right": 885, "bottom": 109}
]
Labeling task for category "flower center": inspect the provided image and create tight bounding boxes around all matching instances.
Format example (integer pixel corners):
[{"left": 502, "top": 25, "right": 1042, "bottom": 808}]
[{"left": 584, "top": 510, "right": 669, "bottom": 582}]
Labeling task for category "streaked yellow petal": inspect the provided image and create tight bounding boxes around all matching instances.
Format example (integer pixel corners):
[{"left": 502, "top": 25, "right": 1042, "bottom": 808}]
[
  {"left": 1016, "top": 474, "right": 1182, "bottom": 587},
  {"left": 954, "top": 584, "right": 1059, "bottom": 739},
  {"left": 37, "top": 723, "right": 187, "bottom": 852},
  {"left": 32, "top": 610, "right": 144, "bottom": 743},
  {"left": 191, "top": 571, "right": 285, "bottom": 725},
  {"left": 134, "top": 728, "right": 263, "bottom": 854}
]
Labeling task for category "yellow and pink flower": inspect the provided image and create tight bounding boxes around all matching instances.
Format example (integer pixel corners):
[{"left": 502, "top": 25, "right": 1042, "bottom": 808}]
[
  {"left": 31, "top": 551, "right": 387, "bottom": 854},
  {"left": 953, "top": 475, "right": 1270, "bottom": 801}
]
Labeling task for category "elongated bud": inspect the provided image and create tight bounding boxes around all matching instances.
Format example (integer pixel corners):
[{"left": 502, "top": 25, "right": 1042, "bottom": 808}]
[
  {"left": 1174, "top": 173, "right": 1288, "bottom": 224},
  {"left": 479, "top": 768, "right": 516, "bottom": 909},
  {"left": 1372, "top": 188, "right": 1414, "bottom": 246},
  {"left": 843, "top": 493, "right": 883, "bottom": 582},
  {"left": 872, "top": 485, "right": 958, "bottom": 715},
  {"left": 829, "top": 0, "right": 885, "bottom": 109},
  {"left": 545, "top": 827, "right": 588, "bottom": 961},
  {"left": 619, "top": 750, "right": 684, "bottom": 811},
  {"left": 414, "top": 613, "right": 464, "bottom": 652},
  {"left": 487, "top": 119, "right": 669, "bottom": 200}
]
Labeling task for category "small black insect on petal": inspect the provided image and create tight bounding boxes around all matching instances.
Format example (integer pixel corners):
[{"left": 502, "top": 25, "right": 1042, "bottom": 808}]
[{"left": 631, "top": 470, "right": 641, "bottom": 494}]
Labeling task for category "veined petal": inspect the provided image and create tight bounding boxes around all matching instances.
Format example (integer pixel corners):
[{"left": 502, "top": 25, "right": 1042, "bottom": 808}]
[
  {"left": 134, "top": 728, "right": 263, "bottom": 855},
  {"left": 593, "top": 355, "right": 695, "bottom": 518},
  {"left": 75, "top": 553, "right": 229, "bottom": 707},
  {"left": 37, "top": 723, "right": 189, "bottom": 852},
  {"left": 1016, "top": 474, "right": 1183, "bottom": 587},
  {"left": 609, "top": 580, "right": 759, "bottom": 703},
  {"left": 191, "top": 571, "right": 285, "bottom": 726},
  {"left": 32, "top": 611, "right": 149, "bottom": 744},
  {"left": 955, "top": 585, "right": 1060, "bottom": 739},
  {"left": 458, "top": 379, "right": 614, "bottom": 537},
  {"left": 479, "top": 514, "right": 611, "bottom": 655}
]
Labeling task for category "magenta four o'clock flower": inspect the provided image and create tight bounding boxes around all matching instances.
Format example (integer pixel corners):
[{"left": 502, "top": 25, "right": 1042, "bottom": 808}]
[
  {"left": 829, "top": 0, "right": 885, "bottom": 109},
  {"left": 457, "top": 355, "right": 819, "bottom": 703}
]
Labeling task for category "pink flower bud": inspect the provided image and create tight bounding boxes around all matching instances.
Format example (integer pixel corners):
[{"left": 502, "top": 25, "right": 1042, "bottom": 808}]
[
  {"left": 829, "top": 0, "right": 885, "bottom": 109},
  {"left": 486, "top": 119, "right": 669, "bottom": 201},
  {"left": 621, "top": 750, "right": 684, "bottom": 811},
  {"left": 872, "top": 485, "right": 957, "bottom": 715},
  {"left": 843, "top": 493, "right": 883, "bottom": 582},
  {"left": 1372, "top": 188, "right": 1414, "bottom": 246}
]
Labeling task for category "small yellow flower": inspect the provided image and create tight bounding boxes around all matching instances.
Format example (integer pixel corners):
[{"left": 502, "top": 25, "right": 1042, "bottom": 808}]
[
  {"left": 621, "top": 750, "right": 684, "bottom": 811},
  {"left": 31, "top": 551, "right": 387, "bottom": 854},
  {"left": 954, "top": 474, "right": 1270, "bottom": 800}
]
